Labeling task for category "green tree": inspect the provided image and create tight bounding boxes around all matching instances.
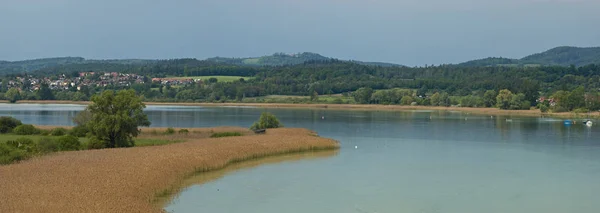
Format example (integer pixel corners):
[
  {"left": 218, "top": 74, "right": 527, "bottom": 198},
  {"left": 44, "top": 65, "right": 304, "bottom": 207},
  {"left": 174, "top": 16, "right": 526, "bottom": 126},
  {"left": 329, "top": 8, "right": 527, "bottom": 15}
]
[
  {"left": 353, "top": 87, "right": 373, "bottom": 104},
  {"left": 400, "top": 96, "right": 414, "bottom": 105},
  {"left": 86, "top": 90, "right": 151, "bottom": 148},
  {"left": 5, "top": 88, "right": 21, "bottom": 103},
  {"left": 483, "top": 90, "right": 497, "bottom": 107},
  {"left": 509, "top": 93, "right": 529, "bottom": 110},
  {"left": 496, "top": 89, "right": 513, "bottom": 110},
  {"left": 566, "top": 86, "right": 585, "bottom": 110},
  {"left": 250, "top": 112, "right": 282, "bottom": 130},
  {"left": 310, "top": 90, "right": 319, "bottom": 102},
  {"left": 0, "top": 116, "right": 22, "bottom": 133},
  {"left": 36, "top": 83, "right": 55, "bottom": 100}
]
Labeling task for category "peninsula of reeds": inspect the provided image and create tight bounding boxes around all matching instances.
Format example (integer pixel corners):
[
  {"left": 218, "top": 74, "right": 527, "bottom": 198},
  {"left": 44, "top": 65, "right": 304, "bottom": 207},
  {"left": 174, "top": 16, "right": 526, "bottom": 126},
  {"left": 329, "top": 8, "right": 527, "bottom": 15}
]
[{"left": 0, "top": 127, "right": 339, "bottom": 213}]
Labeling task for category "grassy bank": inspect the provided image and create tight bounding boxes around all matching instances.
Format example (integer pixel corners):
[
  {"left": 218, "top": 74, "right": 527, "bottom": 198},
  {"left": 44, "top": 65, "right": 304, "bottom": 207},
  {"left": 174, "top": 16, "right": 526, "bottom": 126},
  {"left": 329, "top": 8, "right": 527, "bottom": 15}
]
[
  {"left": 3, "top": 100, "right": 599, "bottom": 119},
  {"left": 0, "top": 128, "right": 339, "bottom": 213}
]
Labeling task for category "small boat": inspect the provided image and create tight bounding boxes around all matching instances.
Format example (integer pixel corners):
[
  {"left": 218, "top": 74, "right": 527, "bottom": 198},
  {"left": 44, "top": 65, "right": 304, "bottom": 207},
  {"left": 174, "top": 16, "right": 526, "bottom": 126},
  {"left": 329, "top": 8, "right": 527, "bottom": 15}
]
[
  {"left": 564, "top": 120, "right": 573, "bottom": 126},
  {"left": 584, "top": 120, "right": 593, "bottom": 127}
]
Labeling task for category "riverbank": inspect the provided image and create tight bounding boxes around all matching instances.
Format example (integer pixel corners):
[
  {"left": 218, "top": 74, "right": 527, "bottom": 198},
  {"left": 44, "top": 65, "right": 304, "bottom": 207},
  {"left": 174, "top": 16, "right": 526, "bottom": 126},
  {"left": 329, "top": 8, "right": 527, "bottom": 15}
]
[
  {"left": 4, "top": 100, "right": 600, "bottom": 119},
  {"left": 0, "top": 127, "right": 339, "bottom": 213}
]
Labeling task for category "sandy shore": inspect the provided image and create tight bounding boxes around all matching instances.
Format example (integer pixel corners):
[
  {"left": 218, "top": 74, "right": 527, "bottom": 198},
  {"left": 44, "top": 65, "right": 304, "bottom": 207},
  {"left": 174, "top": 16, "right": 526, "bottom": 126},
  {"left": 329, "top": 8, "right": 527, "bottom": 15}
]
[
  {"left": 4, "top": 100, "right": 599, "bottom": 118},
  {"left": 0, "top": 128, "right": 339, "bottom": 213}
]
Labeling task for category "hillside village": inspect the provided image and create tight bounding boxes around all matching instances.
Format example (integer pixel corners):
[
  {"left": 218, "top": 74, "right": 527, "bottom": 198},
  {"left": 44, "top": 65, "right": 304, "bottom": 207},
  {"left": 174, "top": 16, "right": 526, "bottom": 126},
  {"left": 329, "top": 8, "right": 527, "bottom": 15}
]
[{"left": 1, "top": 72, "right": 199, "bottom": 92}]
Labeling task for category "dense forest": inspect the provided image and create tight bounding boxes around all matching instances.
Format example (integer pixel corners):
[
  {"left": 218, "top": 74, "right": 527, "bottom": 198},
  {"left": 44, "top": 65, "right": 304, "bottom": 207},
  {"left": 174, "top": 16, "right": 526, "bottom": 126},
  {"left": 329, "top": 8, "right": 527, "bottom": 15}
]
[{"left": 1, "top": 47, "right": 600, "bottom": 113}]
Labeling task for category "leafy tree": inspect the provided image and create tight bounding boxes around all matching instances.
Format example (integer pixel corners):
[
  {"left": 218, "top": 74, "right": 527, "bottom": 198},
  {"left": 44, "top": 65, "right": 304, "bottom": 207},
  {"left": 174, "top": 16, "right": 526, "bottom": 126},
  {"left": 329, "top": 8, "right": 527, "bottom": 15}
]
[
  {"left": 496, "top": 89, "right": 513, "bottom": 110},
  {"left": 353, "top": 87, "right": 373, "bottom": 104},
  {"left": 5, "top": 88, "right": 21, "bottom": 103},
  {"left": 400, "top": 96, "right": 414, "bottom": 105},
  {"left": 509, "top": 93, "right": 529, "bottom": 110},
  {"left": 483, "top": 90, "right": 497, "bottom": 107},
  {"left": 0, "top": 116, "right": 22, "bottom": 133},
  {"left": 73, "top": 109, "right": 92, "bottom": 126},
  {"left": 566, "top": 86, "right": 585, "bottom": 110},
  {"left": 36, "top": 83, "right": 55, "bottom": 100},
  {"left": 250, "top": 112, "right": 282, "bottom": 130},
  {"left": 310, "top": 91, "right": 319, "bottom": 101},
  {"left": 86, "top": 90, "right": 151, "bottom": 148}
]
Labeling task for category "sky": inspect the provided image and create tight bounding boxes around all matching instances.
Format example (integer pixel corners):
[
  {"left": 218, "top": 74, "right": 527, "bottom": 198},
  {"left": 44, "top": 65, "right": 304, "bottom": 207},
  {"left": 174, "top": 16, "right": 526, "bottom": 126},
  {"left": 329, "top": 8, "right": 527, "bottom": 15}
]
[{"left": 1, "top": 0, "right": 599, "bottom": 66}]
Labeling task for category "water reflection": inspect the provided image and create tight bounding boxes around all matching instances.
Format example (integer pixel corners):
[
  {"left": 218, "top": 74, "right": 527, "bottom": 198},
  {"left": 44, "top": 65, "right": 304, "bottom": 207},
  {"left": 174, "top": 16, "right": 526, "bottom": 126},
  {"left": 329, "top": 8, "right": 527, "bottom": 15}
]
[{"left": 162, "top": 150, "right": 339, "bottom": 209}]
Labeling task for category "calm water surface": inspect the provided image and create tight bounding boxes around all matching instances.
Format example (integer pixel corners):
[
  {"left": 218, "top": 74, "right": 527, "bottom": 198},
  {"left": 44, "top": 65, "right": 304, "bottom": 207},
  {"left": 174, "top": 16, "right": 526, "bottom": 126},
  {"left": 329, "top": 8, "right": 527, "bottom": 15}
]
[{"left": 1, "top": 104, "right": 599, "bottom": 213}]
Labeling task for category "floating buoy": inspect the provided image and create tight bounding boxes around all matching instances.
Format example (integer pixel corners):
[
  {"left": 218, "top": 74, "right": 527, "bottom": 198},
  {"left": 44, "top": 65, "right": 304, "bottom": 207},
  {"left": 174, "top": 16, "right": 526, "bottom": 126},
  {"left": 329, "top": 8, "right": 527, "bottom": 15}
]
[
  {"left": 585, "top": 120, "right": 593, "bottom": 127},
  {"left": 564, "top": 120, "right": 572, "bottom": 126},
  {"left": 355, "top": 146, "right": 358, "bottom": 149},
  {"left": 321, "top": 116, "right": 325, "bottom": 120}
]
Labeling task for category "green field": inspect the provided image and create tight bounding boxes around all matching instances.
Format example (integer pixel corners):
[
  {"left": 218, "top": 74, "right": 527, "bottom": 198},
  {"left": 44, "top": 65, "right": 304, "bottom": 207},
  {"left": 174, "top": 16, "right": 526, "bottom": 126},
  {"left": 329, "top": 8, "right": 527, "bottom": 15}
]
[{"left": 169, "top": 76, "right": 253, "bottom": 83}]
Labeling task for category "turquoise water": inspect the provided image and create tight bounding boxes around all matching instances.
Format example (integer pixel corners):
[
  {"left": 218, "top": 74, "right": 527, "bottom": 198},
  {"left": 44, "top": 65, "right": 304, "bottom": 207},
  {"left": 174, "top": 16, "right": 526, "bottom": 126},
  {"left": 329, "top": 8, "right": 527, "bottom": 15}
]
[{"left": 1, "top": 104, "right": 599, "bottom": 213}]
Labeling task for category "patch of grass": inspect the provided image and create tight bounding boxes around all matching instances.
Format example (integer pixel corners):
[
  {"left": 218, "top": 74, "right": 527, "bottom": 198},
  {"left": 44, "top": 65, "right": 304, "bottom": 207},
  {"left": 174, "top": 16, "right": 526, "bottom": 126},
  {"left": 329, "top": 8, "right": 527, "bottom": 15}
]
[{"left": 210, "top": 132, "right": 242, "bottom": 138}]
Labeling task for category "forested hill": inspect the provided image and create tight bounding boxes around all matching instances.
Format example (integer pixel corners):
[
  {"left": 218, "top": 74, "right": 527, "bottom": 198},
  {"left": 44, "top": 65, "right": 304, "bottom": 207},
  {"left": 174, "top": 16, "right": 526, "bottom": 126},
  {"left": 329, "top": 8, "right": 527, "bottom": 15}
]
[
  {"left": 206, "top": 52, "right": 404, "bottom": 67},
  {"left": 0, "top": 57, "right": 156, "bottom": 75},
  {"left": 459, "top": 46, "right": 600, "bottom": 67}
]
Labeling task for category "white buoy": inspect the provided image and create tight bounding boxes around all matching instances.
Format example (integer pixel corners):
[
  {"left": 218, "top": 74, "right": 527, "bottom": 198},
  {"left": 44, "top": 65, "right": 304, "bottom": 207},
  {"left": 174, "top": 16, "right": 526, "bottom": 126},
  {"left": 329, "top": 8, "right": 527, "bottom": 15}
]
[
  {"left": 355, "top": 146, "right": 358, "bottom": 149},
  {"left": 585, "top": 121, "right": 593, "bottom": 127},
  {"left": 321, "top": 116, "right": 325, "bottom": 120}
]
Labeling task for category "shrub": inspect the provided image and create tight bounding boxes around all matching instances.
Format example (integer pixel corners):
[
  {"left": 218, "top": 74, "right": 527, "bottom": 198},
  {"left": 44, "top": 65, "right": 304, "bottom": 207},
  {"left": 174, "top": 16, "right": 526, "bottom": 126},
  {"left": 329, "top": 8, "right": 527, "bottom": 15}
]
[
  {"left": 57, "top": 135, "right": 81, "bottom": 151},
  {"left": 573, "top": 108, "right": 589, "bottom": 114},
  {"left": 539, "top": 105, "right": 549, "bottom": 113},
  {"left": 6, "top": 138, "right": 37, "bottom": 153},
  {"left": 39, "top": 129, "right": 51, "bottom": 136},
  {"left": 210, "top": 132, "right": 242, "bottom": 138},
  {"left": 36, "top": 137, "right": 60, "bottom": 153},
  {"left": 50, "top": 128, "right": 68, "bottom": 136},
  {"left": 69, "top": 125, "right": 89, "bottom": 137},
  {"left": 250, "top": 112, "right": 282, "bottom": 130},
  {"left": 0, "top": 143, "right": 28, "bottom": 164},
  {"left": 13, "top": 124, "right": 40, "bottom": 135},
  {"left": 164, "top": 128, "right": 176, "bottom": 135},
  {"left": 0, "top": 116, "right": 22, "bottom": 133},
  {"left": 178, "top": 129, "right": 189, "bottom": 135},
  {"left": 87, "top": 138, "right": 106, "bottom": 150}
]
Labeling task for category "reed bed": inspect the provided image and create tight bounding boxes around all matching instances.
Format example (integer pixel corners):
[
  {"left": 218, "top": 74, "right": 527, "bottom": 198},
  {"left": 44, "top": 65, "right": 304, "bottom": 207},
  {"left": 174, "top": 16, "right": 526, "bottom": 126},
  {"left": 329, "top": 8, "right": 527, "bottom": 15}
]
[{"left": 0, "top": 128, "right": 339, "bottom": 213}]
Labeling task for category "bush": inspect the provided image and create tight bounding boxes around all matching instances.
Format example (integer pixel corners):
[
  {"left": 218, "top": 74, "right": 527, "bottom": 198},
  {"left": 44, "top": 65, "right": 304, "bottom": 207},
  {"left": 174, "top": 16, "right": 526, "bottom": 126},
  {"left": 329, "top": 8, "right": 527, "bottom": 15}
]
[
  {"left": 69, "top": 125, "right": 89, "bottom": 137},
  {"left": 210, "top": 132, "right": 242, "bottom": 138},
  {"left": 39, "top": 129, "right": 51, "bottom": 136},
  {"left": 87, "top": 138, "right": 106, "bottom": 150},
  {"left": 539, "top": 104, "right": 549, "bottom": 113},
  {"left": 57, "top": 135, "right": 81, "bottom": 151},
  {"left": 0, "top": 116, "right": 22, "bottom": 133},
  {"left": 178, "top": 129, "right": 189, "bottom": 135},
  {"left": 164, "top": 128, "right": 176, "bottom": 135},
  {"left": 250, "top": 112, "right": 282, "bottom": 130},
  {"left": 0, "top": 143, "right": 28, "bottom": 164},
  {"left": 36, "top": 137, "right": 60, "bottom": 153},
  {"left": 50, "top": 128, "right": 68, "bottom": 136},
  {"left": 13, "top": 124, "right": 40, "bottom": 135},
  {"left": 6, "top": 137, "right": 37, "bottom": 153},
  {"left": 573, "top": 108, "right": 589, "bottom": 114}
]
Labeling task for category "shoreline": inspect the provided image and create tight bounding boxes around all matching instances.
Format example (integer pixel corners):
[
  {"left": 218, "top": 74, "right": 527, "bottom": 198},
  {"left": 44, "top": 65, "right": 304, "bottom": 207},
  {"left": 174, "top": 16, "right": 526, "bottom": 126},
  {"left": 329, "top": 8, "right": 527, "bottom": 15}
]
[
  {"left": 3, "top": 100, "right": 599, "bottom": 119},
  {"left": 0, "top": 127, "right": 340, "bottom": 213}
]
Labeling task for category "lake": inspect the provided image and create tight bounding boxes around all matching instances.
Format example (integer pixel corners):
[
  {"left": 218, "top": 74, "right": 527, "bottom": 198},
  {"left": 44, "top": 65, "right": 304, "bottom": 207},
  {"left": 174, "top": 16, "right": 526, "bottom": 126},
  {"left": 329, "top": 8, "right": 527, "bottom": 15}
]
[{"left": 1, "top": 103, "right": 599, "bottom": 213}]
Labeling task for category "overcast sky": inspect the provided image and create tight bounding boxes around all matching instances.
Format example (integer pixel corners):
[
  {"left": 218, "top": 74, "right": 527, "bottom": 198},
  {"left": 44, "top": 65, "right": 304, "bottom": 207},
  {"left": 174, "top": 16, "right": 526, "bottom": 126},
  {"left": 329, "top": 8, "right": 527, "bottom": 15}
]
[{"left": 1, "top": 0, "right": 599, "bottom": 66}]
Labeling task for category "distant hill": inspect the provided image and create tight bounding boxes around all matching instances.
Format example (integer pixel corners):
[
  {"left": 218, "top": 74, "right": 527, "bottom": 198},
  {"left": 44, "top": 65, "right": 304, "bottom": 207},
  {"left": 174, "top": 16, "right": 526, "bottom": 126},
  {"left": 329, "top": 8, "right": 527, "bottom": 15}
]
[
  {"left": 207, "top": 52, "right": 329, "bottom": 66},
  {"left": 521, "top": 46, "right": 600, "bottom": 66},
  {"left": 0, "top": 57, "right": 156, "bottom": 75},
  {"left": 459, "top": 46, "right": 600, "bottom": 67},
  {"left": 207, "top": 52, "right": 404, "bottom": 67}
]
